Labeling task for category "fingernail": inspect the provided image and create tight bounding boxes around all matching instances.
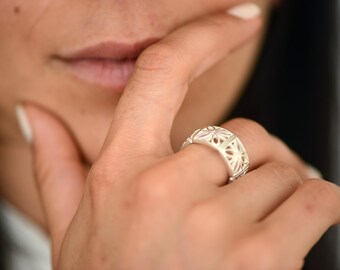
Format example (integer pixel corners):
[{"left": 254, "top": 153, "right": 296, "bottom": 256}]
[
  {"left": 227, "top": 3, "right": 262, "bottom": 20},
  {"left": 306, "top": 164, "right": 323, "bottom": 178},
  {"left": 15, "top": 104, "right": 33, "bottom": 144}
]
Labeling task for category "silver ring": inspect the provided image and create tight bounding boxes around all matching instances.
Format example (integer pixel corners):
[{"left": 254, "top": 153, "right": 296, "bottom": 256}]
[{"left": 181, "top": 126, "right": 249, "bottom": 183}]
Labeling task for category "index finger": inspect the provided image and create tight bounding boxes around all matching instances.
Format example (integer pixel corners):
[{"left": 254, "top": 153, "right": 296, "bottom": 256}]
[{"left": 100, "top": 3, "right": 262, "bottom": 159}]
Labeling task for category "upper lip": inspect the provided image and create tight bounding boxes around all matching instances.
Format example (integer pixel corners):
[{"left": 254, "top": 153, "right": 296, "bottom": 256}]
[{"left": 58, "top": 37, "right": 161, "bottom": 61}]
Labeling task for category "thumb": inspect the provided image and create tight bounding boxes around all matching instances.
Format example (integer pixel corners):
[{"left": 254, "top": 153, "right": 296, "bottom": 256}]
[{"left": 15, "top": 103, "right": 86, "bottom": 260}]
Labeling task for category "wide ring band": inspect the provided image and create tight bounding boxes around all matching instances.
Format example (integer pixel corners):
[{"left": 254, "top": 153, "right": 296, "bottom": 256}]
[{"left": 181, "top": 126, "right": 249, "bottom": 183}]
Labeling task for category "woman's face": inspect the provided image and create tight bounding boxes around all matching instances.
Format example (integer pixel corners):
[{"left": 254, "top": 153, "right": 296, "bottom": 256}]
[{"left": 0, "top": 0, "right": 271, "bottom": 163}]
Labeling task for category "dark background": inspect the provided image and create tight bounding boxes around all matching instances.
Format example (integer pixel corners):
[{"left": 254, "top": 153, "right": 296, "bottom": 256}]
[{"left": 230, "top": 0, "right": 340, "bottom": 268}]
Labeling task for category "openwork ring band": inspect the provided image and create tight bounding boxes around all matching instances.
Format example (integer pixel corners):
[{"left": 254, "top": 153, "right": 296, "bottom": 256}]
[{"left": 181, "top": 126, "right": 250, "bottom": 184}]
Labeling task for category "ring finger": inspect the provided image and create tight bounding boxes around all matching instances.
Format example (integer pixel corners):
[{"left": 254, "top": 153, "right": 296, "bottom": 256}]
[{"left": 171, "top": 118, "right": 310, "bottom": 186}]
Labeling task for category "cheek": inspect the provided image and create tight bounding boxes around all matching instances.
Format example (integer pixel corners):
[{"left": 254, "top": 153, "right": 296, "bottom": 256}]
[
  {"left": 2, "top": 5, "right": 105, "bottom": 162},
  {"left": 0, "top": 1, "right": 53, "bottom": 102},
  {"left": 0, "top": 1, "right": 112, "bottom": 162}
]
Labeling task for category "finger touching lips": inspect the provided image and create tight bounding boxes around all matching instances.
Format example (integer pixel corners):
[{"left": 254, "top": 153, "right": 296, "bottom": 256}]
[{"left": 101, "top": 3, "right": 262, "bottom": 160}]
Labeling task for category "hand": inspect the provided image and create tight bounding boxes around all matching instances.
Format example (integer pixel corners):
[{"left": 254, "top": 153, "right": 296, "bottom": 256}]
[{"left": 21, "top": 3, "right": 340, "bottom": 270}]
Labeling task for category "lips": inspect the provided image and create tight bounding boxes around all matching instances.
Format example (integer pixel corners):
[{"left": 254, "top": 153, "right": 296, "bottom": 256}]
[{"left": 55, "top": 38, "right": 160, "bottom": 92}]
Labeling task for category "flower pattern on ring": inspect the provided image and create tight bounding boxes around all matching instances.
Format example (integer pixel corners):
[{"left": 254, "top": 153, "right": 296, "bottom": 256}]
[
  {"left": 225, "top": 139, "right": 249, "bottom": 176},
  {"left": 195, "top": 126, "right": 233, "bottom": 145},
  {"left": 185, "top": 126, "right": 249, "bottom": 181}
]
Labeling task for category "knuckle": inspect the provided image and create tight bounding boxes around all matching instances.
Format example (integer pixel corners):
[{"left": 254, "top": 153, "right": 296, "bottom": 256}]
[
  {"left": 134, "top": 168, "right": 177, "bottom": 206},
  {"left": 87, "top": 161, "right": 116, "bottom": 198},
  {"left": 301, "top": 179, "right": 340, "bottom": 219},
  {"left": 134, "top": 41, "right": 183, "bottom": 83},
  {"left": 228, "top": 233, "right": 278, "bottom": 270},
  {"left": 224, "top": 118, "right": 269, "bottom": 141},
  {"left": 264, "top": 162, "right": 302, "bottom": 187},
  {"left": 185, "top": 201, "right": 230, "bottom": 238}
]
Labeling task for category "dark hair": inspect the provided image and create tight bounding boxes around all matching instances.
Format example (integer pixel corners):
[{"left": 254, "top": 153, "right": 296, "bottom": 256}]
[
  {"left": 230, "top": 0, "right": 339, "bottom": 269},
  {"left": 1, "top": 0, "right": 339, "bottom": 269}
]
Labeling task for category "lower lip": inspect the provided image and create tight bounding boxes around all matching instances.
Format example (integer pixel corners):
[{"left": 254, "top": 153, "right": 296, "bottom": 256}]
[{"left": 60, "top": 58, "right": 136, "bottom": 92}]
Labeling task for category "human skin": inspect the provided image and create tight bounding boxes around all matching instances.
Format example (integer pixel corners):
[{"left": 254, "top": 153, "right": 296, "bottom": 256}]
[
  {"left": 0, "top": 0, "right": 272, "bottom": 227},
  {"left": 16, "top": 5, "right": 340, "bottom": 269},
  {"left": 2, "top": 1, "right": 340, "bottom": 269}
]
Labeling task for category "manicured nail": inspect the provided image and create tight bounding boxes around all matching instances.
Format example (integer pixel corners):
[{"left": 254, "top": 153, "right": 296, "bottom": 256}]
[
  {"left": 306, "top": 164, "right": 323, "bottom": 178},
  {"left": 15, "top": 104, "right": 33, "bottom": 144},
  {"left": 227, "top": 3, "right": 262, "bottom": 20}
]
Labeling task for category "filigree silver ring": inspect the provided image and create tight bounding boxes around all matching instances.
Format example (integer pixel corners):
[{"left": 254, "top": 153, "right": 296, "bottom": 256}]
[{"left": 181, "top": 126, "right": 250, "bottom": 184}]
